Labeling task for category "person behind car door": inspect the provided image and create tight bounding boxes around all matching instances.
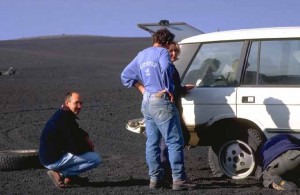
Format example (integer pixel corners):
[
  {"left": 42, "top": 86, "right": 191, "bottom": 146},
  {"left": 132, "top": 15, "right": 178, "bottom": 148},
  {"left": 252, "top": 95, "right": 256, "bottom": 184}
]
[{"left": 160, "top": 41, "right": 194, "bottom": 184}]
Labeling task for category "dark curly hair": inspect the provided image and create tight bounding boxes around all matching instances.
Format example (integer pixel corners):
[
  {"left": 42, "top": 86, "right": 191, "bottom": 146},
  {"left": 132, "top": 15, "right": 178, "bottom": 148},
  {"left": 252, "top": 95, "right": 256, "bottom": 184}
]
[{"left": 152, "top": 28, "right": 175, "bottom": 46}]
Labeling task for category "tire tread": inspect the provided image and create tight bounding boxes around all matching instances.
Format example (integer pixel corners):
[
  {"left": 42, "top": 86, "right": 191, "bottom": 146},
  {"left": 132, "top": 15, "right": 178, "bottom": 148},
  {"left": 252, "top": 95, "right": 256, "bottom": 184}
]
[{"left": 0, "top": 150, "right": 42, "bottom": 171}]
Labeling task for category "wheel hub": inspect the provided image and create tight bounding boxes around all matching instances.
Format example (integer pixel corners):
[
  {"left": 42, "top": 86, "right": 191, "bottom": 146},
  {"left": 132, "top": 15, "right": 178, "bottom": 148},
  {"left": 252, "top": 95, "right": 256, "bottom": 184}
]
[{"left": 218, "top": 140, "right": 255, "bottom": 179}]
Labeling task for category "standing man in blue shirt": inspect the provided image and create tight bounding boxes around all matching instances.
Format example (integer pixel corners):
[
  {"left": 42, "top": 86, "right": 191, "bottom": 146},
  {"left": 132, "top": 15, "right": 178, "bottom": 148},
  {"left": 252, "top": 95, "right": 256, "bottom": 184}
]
[{"left": 121, "top": 29, "right": 195, "bottom": 191}]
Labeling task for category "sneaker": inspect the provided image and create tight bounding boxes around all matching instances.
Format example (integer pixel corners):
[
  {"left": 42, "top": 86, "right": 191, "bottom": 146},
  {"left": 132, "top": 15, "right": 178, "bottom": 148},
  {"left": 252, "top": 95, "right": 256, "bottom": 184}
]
[
  {"left": 149, "top": 179, "right": 169, "bottom": 189},
  {"left": 172, "top": 180, "right": 196, "bottom": 191},
  {"left": 272, "top": 176, "right": 297, "bottom": 191}
]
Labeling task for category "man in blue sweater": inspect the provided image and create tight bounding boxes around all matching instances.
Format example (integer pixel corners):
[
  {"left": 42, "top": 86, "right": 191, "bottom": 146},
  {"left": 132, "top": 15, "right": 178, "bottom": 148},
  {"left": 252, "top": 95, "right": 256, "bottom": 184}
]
[
  {"left": 121, "top": 29, "right": 195, "bottom": 191},
  {"left": 39, "top": 91, "right": 101, "bottom": 188},
  {"left": 260, "top": 134, "right": 300, "bottom": 191}
]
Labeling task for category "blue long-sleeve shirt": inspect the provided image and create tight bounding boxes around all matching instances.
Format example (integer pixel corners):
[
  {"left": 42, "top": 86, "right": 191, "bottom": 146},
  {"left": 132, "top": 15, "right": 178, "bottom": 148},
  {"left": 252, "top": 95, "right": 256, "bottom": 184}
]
[{"left": 121, "top": 46, "right": 174, "bottom": 93}]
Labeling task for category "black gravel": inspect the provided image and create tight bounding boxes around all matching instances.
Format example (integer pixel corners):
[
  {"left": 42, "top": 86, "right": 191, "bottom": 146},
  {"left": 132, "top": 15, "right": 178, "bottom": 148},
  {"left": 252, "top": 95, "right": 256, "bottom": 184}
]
[{"left": 0, "top": 36, "right": 294, "bottom": 194}]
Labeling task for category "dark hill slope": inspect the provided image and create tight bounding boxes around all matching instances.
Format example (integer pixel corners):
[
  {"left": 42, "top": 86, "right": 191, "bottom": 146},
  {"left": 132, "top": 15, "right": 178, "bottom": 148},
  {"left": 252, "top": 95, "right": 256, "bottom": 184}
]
[
  {"left": 0, "top": 36, "right": 151, "bottom": 67},
  {"left": 0, "top": 36, "right": 150, "bottom": 109}
]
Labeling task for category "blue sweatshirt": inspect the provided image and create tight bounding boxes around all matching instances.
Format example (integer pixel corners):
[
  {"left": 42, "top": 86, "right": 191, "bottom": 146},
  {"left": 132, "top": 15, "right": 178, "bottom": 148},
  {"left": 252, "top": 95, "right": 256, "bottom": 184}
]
[
  {"left": 260, "top": 134, "right": 300, "bottom": 170},
  {"left": 121, "top": 46, "right": 174, "bottom": 93}
]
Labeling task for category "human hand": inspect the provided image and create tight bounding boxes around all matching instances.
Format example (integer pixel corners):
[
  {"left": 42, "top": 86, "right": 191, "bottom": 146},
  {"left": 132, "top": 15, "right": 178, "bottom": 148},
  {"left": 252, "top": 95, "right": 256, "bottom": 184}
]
[
  {"left": 85, "top": 135, "right": 95, "bottom": 151},
  {"left": 81, "top": 128, "right": 95, "bottom": 151},
  {"left": 134, "top": 82, "right": 145, "bottom": 94},
  {"left": 166, "top": 91, "right": 174, "bottom": 102}
]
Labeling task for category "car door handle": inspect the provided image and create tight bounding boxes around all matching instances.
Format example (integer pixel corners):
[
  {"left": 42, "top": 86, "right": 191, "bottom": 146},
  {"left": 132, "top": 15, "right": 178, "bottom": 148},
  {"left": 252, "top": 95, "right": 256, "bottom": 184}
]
[{"left": 242, "top": 96, "right": 255, "bottom": 103}]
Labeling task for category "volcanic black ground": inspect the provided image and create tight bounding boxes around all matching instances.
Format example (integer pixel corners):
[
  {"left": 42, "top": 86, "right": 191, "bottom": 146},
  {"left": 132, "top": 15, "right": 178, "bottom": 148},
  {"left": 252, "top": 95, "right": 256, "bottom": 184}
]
[{"left": 0, "top": 36, "right": 294, "bottom": 194}]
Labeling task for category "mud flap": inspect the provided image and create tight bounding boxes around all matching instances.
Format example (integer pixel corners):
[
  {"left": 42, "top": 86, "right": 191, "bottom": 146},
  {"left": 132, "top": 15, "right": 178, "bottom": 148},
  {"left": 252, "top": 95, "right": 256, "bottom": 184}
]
[{"left": 187, "top": 131, "right": 200, "bottom": 147}]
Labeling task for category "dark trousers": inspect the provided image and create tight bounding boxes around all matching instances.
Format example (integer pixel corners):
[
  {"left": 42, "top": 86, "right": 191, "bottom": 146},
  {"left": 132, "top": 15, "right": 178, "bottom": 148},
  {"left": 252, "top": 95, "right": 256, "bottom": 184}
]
[
  {"left": 262, "top": 150, "right": 300, "bottom": 188},
  {"left": 160, "top": 138, "right": 172, "bottom": 182}
]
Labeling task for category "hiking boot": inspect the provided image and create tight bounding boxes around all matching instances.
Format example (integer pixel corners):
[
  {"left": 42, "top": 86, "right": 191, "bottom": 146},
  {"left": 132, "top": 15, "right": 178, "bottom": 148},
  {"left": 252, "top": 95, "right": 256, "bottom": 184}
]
[
  {"left": 172, "top": 180, "right": 196, "bottom": 191},
  {"left": 149, "top": 179, "right": 169, "bottom": 189},
  {"left": 272, "top": 176, "right": 297, "bottom": 191}
]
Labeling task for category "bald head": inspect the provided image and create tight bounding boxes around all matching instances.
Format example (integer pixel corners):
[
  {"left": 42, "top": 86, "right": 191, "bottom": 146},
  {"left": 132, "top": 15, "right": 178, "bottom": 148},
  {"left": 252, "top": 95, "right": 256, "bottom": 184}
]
[{"left": 64, "top": 91, "right": 82, "bottom": 115}]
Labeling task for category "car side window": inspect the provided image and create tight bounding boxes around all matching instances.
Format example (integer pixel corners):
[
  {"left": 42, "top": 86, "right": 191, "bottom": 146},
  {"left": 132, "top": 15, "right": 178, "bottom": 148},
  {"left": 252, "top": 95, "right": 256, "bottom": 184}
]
[
  {"left": 244, "top": 39, "right": 300, "bottom": 85},
  {"left": 182, "top": 41, "right": 244, "bottom": 87}
]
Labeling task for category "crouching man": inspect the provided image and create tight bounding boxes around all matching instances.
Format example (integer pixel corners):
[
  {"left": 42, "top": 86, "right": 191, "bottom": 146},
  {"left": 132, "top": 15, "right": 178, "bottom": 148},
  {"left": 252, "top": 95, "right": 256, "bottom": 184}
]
[
  {"left": 260, "top": 134, "right": 300, "bottom": 191},
  {"left": 39, "top": 91, "right": 101, "bottom": 188}
]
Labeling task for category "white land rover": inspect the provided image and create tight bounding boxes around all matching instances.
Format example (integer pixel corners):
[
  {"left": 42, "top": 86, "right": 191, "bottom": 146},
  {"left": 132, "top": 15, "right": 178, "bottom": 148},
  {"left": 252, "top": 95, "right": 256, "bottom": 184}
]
[{"left": 127, "top": 20, "right": 300, "bottom": 179}]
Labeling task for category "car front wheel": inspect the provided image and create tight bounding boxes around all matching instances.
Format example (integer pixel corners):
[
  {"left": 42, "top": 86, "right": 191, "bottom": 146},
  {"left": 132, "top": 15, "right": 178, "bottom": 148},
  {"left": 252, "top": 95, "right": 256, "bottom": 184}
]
[{"left": 208, "top": 128, "right": 265, "bottom": 179}]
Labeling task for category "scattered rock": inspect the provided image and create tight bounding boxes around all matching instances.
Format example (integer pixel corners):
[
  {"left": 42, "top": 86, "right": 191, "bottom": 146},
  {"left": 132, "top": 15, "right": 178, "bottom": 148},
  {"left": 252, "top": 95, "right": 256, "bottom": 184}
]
[{"left": 0, "top": 67, "right": 16, "bottom": 76}]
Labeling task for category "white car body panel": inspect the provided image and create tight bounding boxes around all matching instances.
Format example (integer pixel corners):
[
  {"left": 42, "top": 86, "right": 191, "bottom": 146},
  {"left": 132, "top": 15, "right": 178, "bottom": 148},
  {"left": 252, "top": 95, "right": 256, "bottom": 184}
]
[
  {"left": 181, "top": 87, "right": 237, "bottom": 126},
  {"left": 236, "top": 87, "right": 300, "bottom": 138}
]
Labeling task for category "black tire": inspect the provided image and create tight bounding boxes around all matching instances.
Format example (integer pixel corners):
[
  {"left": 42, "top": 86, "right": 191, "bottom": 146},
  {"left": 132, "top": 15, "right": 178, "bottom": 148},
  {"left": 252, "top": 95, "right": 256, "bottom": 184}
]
[
  {"left": 208, "top": 128, "right": 266, "bottom": 179},
  {"left": 0, "top": 149, "right": 43, "bottom": 171}
]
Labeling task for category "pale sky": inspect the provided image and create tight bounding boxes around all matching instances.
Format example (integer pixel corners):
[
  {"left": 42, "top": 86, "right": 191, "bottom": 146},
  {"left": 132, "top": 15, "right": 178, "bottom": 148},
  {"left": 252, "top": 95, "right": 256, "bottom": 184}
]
[{"left": 1, "top": 0, "right": 300, "bottom": 40}]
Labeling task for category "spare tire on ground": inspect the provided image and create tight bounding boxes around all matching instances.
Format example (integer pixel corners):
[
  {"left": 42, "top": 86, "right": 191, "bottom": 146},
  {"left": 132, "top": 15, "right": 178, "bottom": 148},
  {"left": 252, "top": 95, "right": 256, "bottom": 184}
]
[{"left": 0, "top": 150, "right": 43, "bottom": 171}]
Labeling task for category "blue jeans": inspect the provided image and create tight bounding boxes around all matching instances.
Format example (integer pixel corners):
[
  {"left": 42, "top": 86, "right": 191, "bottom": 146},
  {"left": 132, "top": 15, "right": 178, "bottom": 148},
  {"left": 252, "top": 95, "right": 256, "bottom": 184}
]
[
  {"left": 45, "top": 152, "right": 101, "bottom": 177},
  {"left": 141, "top": 92, "right": 186, "bottom": 181}
]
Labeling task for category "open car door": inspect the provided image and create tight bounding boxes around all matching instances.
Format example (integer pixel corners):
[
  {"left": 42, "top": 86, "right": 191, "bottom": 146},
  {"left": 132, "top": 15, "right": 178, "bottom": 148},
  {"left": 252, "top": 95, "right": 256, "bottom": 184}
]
[{"left": 137, "top": 20, "right": 204, "bottom": 42}]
